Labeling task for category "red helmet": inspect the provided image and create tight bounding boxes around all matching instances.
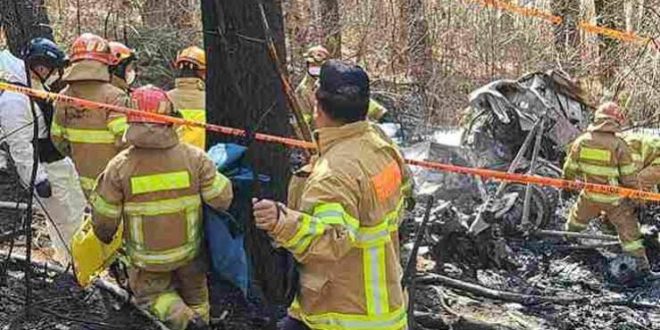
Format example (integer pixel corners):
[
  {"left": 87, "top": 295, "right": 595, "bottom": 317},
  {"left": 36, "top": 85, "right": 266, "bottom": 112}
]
[
  {"left": 70, "top": 33, "right": 114, "bottom": 65},
  {"left": 128, "top": 86, "right": 174, "bottom": 125},
  {"left": 595, "top": 102, "right": 626, "bottom": 126}
]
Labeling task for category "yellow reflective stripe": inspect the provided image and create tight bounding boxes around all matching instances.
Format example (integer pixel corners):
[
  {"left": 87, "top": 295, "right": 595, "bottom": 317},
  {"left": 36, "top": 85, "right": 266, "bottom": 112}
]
[
  {"left": 130, "top": 171, "right": 190, "bottom": 195},
  {"left": 386, "top": 198, "right": 405, "bottom": 232},
  {"left": 178, "top": 109, "right": 206, "bottom": 122},
  {"left": 364, "top": 245, "right": 389, "bottom": 316},
  {"left": 303, "top": 305, "right": 407, "bottom": 330},
  {"left": 124, "top": 195, "right": 201, "bottom": 216},
  {"left": 313, "top": 203, "right": 360, "bottom": 237},
  {"left": 80, "top": 176, "right": 97, "bottom": 191},
  {"left": 584, "top": 191, "right": 621, "bottom": 204},
  {"left": 107, "top": 116, "right": 128, "bottom": 136},
  {"left": 283, "top": 214, "right": 327, "bottom": 254},
  {"left": 90, "top": 193, "right": 121, "bottom": 219},
  {"left": 51, "top": 121, "right": 64, "bottom": 137},
  {"left": 126, "top": 196, "right": 201, "bottom": 266},
  {"left": 201, "top": 174, "right": 230, "bottom": 201},
  {"left": 622, "top": 239, "right": 644, "bottom": 252},
  {"left": 63, "top": 127, "right": 115, "bottom": 144},
  {"left": 577, "top": 163, "right": 619, "bottom": 177},
  {"left": 579, "top": 147, "right": 611, "bottom": 162},
  {"left": 620, "top": 163, "right": 637, "bottom": 176},
  {"left": 152, "top": 292, "right": 180, "bottom": 321}
]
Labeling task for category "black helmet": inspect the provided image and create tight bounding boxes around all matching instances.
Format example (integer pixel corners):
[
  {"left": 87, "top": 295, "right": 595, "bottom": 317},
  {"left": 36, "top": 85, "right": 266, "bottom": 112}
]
[{"left": 22, "top": 38, "right": 69, "bottom": 69}]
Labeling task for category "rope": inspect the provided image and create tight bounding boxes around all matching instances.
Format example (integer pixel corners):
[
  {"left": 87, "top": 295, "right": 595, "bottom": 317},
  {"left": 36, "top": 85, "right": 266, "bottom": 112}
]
[{"left": 2, "top": 82, "right": 660, "bottom": 203}]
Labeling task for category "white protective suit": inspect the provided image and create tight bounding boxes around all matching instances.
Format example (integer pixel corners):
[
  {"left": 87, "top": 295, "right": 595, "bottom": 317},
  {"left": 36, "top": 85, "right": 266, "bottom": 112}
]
[{"left": 0, "top": 50, "right": 86, "bottom": 265}]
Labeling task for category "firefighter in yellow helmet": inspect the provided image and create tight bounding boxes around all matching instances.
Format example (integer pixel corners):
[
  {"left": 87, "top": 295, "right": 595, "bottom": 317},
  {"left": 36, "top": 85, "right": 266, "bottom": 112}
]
[
  {"left": 90, "top": 86, "right": 233, "bottom": 330},
  {"left": 295, "top": 45, "right": 388, "bottom": 125},
  {"left": 51, "top": 33, "right": 129, "bottom": 197},
  {"left": 254, "top": 60, "right": 408, "bottom": 330},
  {"left": 625, "top": 134, "right": 660, "bottom": 192},
  {"left": 108, "top": 41, "right": 137, "bottom": 93},
  {"left": 563, "top": 102, "right": 659, "bottom": 280},
  {"left": 168, "top": 46, "right": 207, "bottom": 150}
]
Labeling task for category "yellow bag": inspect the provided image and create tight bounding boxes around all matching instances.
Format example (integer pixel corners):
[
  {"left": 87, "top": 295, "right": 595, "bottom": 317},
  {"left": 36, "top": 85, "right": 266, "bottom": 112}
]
[{"left": 71, "top": 214, "right": 123, "bottom": 287}]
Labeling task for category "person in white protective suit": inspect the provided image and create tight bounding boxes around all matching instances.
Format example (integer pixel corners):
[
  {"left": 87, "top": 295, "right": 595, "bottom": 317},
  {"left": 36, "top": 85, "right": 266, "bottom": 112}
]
[{"left": 0, "top": 39, "right": 86, "bottom": 265}]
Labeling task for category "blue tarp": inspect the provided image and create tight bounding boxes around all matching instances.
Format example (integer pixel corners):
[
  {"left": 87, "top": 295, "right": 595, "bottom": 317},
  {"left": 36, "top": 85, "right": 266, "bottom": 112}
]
[{"left": 204, "top": 143, "right": 269, "bottom": 295}]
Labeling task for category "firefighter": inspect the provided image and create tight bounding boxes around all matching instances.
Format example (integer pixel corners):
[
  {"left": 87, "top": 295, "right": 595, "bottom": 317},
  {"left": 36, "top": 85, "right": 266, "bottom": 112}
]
[
  {"left": 51, "top": 33, "right": 130, "bottom": 197},
  {"left": 296, "top": 45, "right": 388, "bottom": 124},
  {"left": 90, "top": 86, "right": 233, "bottom": 330},
  {"left": 168, "top": 46, "right": 207, "bottom": 150},
  {"left": 254, "top": 60, "right": 408, "bottom": 330},
  {"left": 563, "top": 102, "right": 659, "bottom": 280},
  {"left": 625, "top": 134, "right": 660, "bottom": 192},
  {"left": 108, "top": 41, "right": 137, "bottom": 93},
  {"left": 0, "top": 39, "right": 87, "bottom": 265}
]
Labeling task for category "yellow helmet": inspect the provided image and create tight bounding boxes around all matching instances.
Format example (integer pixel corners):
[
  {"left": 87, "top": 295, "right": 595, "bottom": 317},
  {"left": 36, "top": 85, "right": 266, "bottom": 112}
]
[
  {"left": 174, "top": 46, "right": 206, "bottom": 70},
  {"left": 304, "top": 45, "right": 330, "bottom": 65}
]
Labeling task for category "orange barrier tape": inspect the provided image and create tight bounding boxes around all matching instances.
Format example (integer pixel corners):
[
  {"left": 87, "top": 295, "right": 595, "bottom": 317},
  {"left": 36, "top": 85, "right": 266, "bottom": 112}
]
[
  {"left": 2, "top": 82, "right": 660, "bottom": 202},
  {"left": 0, "top": 82, "right": 315, "bottom": 150},
  {"left": 469, "top": 0, "right": 654, "bottom": 47}
]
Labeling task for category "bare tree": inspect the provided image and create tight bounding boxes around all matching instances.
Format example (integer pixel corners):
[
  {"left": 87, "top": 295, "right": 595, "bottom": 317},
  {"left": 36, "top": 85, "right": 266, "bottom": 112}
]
[
  {"left": 552, "top": 0, "right": 580, "bottom": 52},
  {"left": 594, "top": 0, "right": 625, "bottom": 89},
  {"left": 399, "top": 0, "right": 432, "bottom": 86},
  {"left": 319, "top": 0, "right": 341, "bottom": 57},
  {"left": 141, "top": 0, "right": 198, "bottom": 30},
  {"left": 0, "top": 0, "right": 53, "bottom": 55}
]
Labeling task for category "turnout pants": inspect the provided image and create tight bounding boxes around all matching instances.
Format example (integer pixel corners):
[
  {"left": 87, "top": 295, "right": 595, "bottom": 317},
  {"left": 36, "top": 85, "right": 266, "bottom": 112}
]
[
  {"left": 566, "top": 195, "right": 645, "bottom": 258},
  {"left": 638, "top": 165, "right": 660, "bottom": 192},
  {"left": 129, "top": 257, "right": 210, "bottom": 330}
]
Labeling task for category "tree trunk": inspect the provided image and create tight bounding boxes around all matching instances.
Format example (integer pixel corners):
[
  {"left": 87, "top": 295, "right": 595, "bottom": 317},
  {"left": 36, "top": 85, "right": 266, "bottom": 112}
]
[
  {"left": 399, "top": 0, "right": 432, "bottom": 86},
  {"left": 202, "top": 0, "right": 291, "bottom": 200},
  {"left": 0, "top": 0, "right": 53, "bottom": 55},
  {"left": 594, "top": 0, "right": 625, "bottom": 90},
  {"left": 319, "top": 0, "right": 341, "bottom": 57},
  {"left": 552, "top": 0, "right": 580, "bottom": 52}
]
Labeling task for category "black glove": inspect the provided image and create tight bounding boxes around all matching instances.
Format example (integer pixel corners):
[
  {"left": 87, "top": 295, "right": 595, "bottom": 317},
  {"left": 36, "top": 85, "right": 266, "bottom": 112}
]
[{"left": 35, "top": 179, "right": 52, "bottom": 198}]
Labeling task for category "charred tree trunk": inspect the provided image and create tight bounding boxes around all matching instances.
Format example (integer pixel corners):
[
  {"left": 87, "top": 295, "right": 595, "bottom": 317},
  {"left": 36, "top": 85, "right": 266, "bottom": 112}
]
[
  {"left": 319, "top": 0, "right": 341, "bottom": 57},
  {"left": 594, "top": 0, "right": 625, "bottom": 89},
  {"left": 0, "top": 0, "right": 53, "bottom": 55},
  {"left": 202, "top": 0, "right": 291, "bottom": 200}
]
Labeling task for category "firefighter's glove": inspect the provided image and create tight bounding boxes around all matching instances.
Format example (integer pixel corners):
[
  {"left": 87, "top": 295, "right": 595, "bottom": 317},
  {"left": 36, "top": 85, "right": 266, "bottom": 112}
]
[
  {"left": 252, "top": 198, "right": 286, "bottom": 232},
  {"left": 35, "top": 179, "right": 52, "bottom": 198}
]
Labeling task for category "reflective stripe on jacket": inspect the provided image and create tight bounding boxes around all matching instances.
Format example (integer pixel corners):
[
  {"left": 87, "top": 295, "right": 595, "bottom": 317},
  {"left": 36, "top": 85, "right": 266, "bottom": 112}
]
[
  {"left": 168, "top": 78, "right": 206, "bottom": 150},
  {"left": 52, "top": 60, "right": 130, "bottom": 197},
  {"left": 90, "top": 124, "right": 232, "bottom": 272},
  {"left": 563, "top": 120, "right": 637, "bottom": 205},
  {"left": 270, "top": 121, "right": 407, "bottom": 330}
]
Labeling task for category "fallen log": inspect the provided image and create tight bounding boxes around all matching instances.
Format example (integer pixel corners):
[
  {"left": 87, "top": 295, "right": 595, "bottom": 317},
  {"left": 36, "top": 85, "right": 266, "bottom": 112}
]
[
  {"left": 418, "top": 273, "right": 660, "bottom": 309},
  {"left": 417, "top": 273, "right": 589, "bottom": 305}
]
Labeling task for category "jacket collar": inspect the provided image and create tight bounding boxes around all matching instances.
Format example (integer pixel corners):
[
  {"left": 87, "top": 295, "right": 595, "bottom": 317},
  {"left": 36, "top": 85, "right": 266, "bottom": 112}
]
[
  {"left": 175, "top": 77, "right": 205, "bottom": 91},
  {"left": 587, "top": 119, "right": 621, "bottom": 133},
  {"left": 125, "top": 124, "right": 179, "bottom": 149},
  {"left": 315, "top": 121, "right": 371, "bottom": 154},
  {"left": 63, "top": 60, "right": 111, "bottom": 83},
  {"left": 111, "top": 75, "right": 130, "bottom": 92}
]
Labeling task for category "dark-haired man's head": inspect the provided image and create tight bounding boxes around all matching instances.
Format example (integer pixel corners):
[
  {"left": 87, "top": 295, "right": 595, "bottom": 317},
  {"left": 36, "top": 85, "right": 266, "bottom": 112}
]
[{"left": 314, "top": 60, "right": 370, "bottom": 128}]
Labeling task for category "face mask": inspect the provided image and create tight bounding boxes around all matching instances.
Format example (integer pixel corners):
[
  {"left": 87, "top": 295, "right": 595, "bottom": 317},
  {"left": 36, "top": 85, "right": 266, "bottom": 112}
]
[
  {"left": 308, "top": 66, "right": 321, "bottom": 77},
  {"left": 125, "top": 70, "right": 136, "bottom": 85}
]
